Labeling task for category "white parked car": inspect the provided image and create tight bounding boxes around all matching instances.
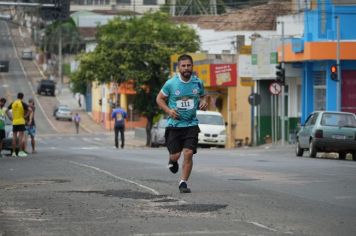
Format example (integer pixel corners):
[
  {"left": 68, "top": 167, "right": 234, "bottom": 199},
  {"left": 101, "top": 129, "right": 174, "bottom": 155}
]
[
  {"left": 151, "top": 118, "right": 168, "bottom": 147},
  {"left": 54, "top": 106, "right": 73, "bottom": 121},
  {"left": 197, "top": 110, "right": 226, "bottom": 147}
]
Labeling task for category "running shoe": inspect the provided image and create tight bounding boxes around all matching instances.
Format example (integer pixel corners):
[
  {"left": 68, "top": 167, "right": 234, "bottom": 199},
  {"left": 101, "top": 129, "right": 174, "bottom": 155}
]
[
  {"left": 168, "top": 159, "right": 179, "bottom": 174},
  {"left": 179, "top": 182, "right": 191, "bottom": 193},
  {"left": 11, "top": 152, "right": 17, "bottom": 157},
  {"left": 18, "top": 151, "right": 28, "bottom": 157}
]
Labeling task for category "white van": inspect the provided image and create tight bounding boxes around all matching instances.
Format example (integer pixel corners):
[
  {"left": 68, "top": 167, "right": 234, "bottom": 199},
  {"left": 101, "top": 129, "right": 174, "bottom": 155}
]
[{"left": 196, "top": 110, "right": 226, "bottom": 147}]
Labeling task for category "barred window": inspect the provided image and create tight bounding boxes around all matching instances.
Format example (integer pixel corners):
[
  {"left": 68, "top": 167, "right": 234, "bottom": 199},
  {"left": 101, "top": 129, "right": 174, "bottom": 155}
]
[{"left": 313, "top": 71, "right": 326, "bottom": 111}]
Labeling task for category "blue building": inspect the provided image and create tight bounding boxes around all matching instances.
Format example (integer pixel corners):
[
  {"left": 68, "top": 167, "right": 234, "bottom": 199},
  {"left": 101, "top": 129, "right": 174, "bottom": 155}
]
[{"left": 282, "top": 0, "right": 356, "bottom": 122}]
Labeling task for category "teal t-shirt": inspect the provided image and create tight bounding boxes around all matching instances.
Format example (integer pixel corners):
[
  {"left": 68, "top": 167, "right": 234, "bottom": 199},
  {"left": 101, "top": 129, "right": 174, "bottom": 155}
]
[{"left": 161, "top": 73, "right": 205, "bottom": 128}]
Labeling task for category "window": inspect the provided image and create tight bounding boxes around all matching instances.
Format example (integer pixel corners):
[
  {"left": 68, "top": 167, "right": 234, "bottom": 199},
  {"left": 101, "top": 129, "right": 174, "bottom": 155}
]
[
  {"left": 143, "top": 0, "right": 157, "bottom": 5},
  {"left": 117, "top": 0, "right": 131, "bottom": 4},
  {"left": 321, "top": 113, "right": 356, "bottom": 127},
  {"left": 313, "top": 71, "right": 326, "bottom": 111},
  {"left": 197, "top": 115, "right": 224, "bottom": 125}
]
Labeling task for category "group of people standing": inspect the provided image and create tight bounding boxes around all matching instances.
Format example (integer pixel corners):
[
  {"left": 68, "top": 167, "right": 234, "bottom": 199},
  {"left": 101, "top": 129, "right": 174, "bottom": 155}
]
[{"left": 0, "top": 92, "right": 36, "bottom": 157}]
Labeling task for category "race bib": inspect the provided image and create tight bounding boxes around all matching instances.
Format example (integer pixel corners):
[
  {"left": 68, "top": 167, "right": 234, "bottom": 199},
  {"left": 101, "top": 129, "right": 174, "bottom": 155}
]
[{"left": 176, "top": 98, "right": 194, "bottom": 110}]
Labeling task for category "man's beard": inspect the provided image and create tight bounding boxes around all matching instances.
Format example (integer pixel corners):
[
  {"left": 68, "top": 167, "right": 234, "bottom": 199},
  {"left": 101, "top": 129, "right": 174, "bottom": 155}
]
[{"left": 182, "top": 71, "right": 192, "bottom": 79}]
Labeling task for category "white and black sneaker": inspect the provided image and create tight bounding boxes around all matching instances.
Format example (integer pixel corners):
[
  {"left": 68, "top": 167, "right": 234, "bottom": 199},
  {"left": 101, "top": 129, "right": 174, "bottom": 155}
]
[
  {"left": 179, "top": 182, "right": 191, "bottom": 193},
  {"left": 168, "top": 159, "right": 179, "bottom": 174}
]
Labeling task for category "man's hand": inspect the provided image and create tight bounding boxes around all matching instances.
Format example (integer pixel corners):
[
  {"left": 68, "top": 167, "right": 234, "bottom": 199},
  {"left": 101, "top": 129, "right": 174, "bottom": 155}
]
[
  {"left": 168, "top": 109, "right": 179, "bottom": 120},
  {"left": 199, "top": 97, "right": 208, "bottom": 111}
]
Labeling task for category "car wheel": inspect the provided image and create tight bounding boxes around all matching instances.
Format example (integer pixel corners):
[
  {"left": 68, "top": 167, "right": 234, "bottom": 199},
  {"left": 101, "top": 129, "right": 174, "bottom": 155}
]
[
  {"left": 309, "top": 139, "right": 317, "bottom": 158},
  {"left": 296, "top": 139, "right": 304, "bottom": 157},
  {"left": 352, "top": 152, "right": 356, "bottom": 161},
  {"left": 338, "top": 152, "right": 346, "bottom": 160},
  {"left": 151, "top": 136, "right": 157, "bottom": 147}
]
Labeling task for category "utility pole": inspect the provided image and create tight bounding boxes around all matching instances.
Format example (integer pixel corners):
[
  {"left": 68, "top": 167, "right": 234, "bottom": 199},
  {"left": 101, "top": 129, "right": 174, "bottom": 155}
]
[
  {"left": 170, "top": 0, "right": 176, "bottom": 16},
  {"left": 58, "top": 25, "right": 62, "bottom": 94},
  {"left": 278, "top": 21, "right": 286, "bottom": 146},
  {"left": 336, "top": 16, "right": 341, "bottom": 111}
]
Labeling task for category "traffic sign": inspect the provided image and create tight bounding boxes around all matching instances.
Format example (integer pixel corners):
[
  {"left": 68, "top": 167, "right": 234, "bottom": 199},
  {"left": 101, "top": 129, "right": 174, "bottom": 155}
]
[{"left": 269, "top": 82, "right": 282, "bottom": 95}]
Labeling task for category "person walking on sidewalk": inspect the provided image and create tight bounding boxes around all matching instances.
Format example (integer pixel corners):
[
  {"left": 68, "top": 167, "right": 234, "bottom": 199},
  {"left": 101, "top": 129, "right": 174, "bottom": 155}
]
[
  {"left": 156, "top": 54, "right": 208, "bottom": 193},
  {"left": 6, "top": 92, "right": 30, "bottom": 157},
  {"left": 112, "top": 106, "right": 127, "bottom": 149},
  {"left": 24, "top": 98, "right": 36, "bottom": 153},
  {"left": 0, "top": 98, "right": 7, "bottom": 158},
  {"left": 73, "top": 113, "right": 81, "bottom": 134}
]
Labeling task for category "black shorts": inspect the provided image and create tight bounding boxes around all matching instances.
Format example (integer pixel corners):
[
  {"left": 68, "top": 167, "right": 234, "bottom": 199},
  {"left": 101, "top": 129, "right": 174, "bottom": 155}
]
[
  {"left": 165, "top": 125, "right": 200, "bottom": 155},
  {"left": 13, "top": 124, "right": 26, "bottom": 132},
  {"left": 0, "top": 129, "right": 5, "bottom": 140}
]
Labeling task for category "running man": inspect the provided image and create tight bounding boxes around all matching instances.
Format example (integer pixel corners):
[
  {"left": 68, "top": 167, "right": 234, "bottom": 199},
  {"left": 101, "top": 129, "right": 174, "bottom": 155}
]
[
  {"left": 6, "top": 92, "right": 30, "bottom": 157},
  {"left": 156, "top": 54, "right": 208, "bottom": 193}
]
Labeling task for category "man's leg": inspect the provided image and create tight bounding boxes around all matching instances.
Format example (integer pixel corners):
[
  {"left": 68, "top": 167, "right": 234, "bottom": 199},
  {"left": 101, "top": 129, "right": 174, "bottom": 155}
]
[
  {"left": 12, "top": 131, "right": 18, "bottom": 155},
  {"left": 120, "top": 128, "right": 125, "bottom": 148},
  {"left": 18, "top": 131, "right": 24, "bottom": 151},
  {"left": 181, "top": 148, "right": 193, "bottom": 181},
  {"left": 31, "top": 136, "right": 35, "bottom": 153},
  {"left": 114, "top": 127, "right": 119, "bottom": 148}
]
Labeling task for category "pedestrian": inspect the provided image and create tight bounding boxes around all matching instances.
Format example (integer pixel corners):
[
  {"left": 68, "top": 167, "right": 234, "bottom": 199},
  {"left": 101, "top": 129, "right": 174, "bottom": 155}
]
[
  {"left": 156, "top": 54, "right": 208, "bottom": 193},
  {"left": 0, "top": 97, "right": 7, "bottom": 158},
  {"left": 111, "top": 106, "right": 127, "bottom": 149},
  {"left": 24, "top": 98, "right": 36, "bottom": 153},
  {"left": 73, "top": 113, "right": 80, "bottom": 134},
  {"left": 6, "top": 92, "right": 30, "bottom": 157}
]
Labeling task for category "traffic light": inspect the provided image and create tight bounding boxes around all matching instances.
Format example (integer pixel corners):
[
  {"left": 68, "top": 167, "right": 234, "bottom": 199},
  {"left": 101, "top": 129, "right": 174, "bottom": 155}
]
[
  {"left": 275, "top": 63, "right": 285, "bottom": 84},
  {"left": 330, "top": 65, "right": 338, "bottom": 81}
]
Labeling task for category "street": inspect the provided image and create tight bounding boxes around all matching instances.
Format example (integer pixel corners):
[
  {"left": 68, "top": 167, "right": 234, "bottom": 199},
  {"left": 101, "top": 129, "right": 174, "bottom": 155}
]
[
  {"left": 1, "top": 20, "right": 356, "bottom": 236},
  {"left": 1, "top": 137, "right": 356, "bottom": 236}
]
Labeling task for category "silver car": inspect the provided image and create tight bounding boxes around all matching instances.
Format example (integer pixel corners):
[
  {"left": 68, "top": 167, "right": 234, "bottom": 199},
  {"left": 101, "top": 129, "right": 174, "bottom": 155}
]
[
  {"left": 54, "top": 106, "right": 73, "bottom": 121},
  {"left": 151, "top": 118, "right": 167, "bottom": 147},
  {"left": 296, "top": 111, "right": 356, "bottom": 160}
]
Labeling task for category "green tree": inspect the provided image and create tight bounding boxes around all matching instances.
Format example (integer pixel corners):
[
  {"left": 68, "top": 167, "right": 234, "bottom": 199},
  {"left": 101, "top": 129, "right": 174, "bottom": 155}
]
[
  {"left": 42, "top": 18, "right": 82, "bottom": 54},
  {"left": 71, "top": 12, "right": 200, "bottom": 146}
]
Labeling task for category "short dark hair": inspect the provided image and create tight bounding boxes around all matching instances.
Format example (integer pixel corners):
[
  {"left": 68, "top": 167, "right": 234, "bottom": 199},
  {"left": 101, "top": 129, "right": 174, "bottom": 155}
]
[
  {"left": 0, "top": 97, "right": 6, "bottom": 103},
  {"left": 17, "top": 92, "right": 24, "bottom": 99},
  {"left": 178, "top": 54, "right": 193, "bottom": 64}
]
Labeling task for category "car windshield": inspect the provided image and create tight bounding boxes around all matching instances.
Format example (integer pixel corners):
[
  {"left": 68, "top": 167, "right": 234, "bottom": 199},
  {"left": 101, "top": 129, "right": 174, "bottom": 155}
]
[
  {"left": 321, "top": 113, "right": 356, "bottom": 127},
  {"left": 59, "top": 108, "right": 71, "bottom": 113},
  {"left": 197, "top": 114, "right": 224, "bottom": 125}
]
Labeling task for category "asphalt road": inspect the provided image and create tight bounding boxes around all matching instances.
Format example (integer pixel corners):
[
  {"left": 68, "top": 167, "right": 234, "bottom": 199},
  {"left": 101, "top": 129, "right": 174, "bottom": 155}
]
[
  {"left": 1, "top": 137, "right": 356, "bottom": 236},
  {"left": 1, "top": 20, "right": 356, "bottom": 236}
]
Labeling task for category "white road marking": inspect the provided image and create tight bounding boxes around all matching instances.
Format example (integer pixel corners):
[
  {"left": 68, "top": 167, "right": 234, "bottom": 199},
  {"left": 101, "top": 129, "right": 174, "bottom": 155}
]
[
  {"left": 133, "top": 231, "right": 250, "bottom": 236},
  {"left": 246, "top": 221, "right": 278, "bottom": 232},
  {"left": 69, "top": 161, "right": 160, "bottom": 195}
]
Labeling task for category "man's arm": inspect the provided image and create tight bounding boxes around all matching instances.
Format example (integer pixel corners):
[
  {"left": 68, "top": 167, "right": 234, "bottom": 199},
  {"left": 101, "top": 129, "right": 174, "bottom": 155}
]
[
  {"left": 6, "top": 103, "right": 12, "bottom": 120},
  {"left": 199, "top": 95, "right": 208, "bottom": 111},
  {"left": 156, "top": 91, "right": 179, "bottom": 119}
]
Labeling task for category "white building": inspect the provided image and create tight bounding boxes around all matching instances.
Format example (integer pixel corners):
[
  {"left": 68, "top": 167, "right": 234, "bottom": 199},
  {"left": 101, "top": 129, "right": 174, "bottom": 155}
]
[{"left": 71, "top": 0, "right": 166, "bottom": 14}]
